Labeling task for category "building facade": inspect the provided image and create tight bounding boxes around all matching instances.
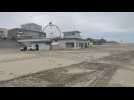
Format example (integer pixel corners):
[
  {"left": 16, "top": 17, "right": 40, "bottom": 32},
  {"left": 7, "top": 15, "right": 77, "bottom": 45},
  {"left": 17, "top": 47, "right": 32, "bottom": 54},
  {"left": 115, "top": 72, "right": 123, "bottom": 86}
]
[
  {"left": 51, "top": 31, "right": 91, "bottom": 50},
  {"left": 8, "top": 28, "right": 46, "bottom": 40},
  {"left": 63, "top": 31, "right": 81, "bottom": 39},
  {"left": 21, "top": 23, "right": 42, "bottom": 32},
  {"left": 8, "top": 28, "right": 50, "bottom": 50},
  {"left": 0, "top": 28, "right": 8, "bottom": 39},
  {"left": 51, "top": 39, "right": 91, "bottom": 50},
  {"left": 18, "top": 38, "right": 51, "bottom": 50},
  {"left": 7, "top": 23, "right": 91, "bottom": 50}
]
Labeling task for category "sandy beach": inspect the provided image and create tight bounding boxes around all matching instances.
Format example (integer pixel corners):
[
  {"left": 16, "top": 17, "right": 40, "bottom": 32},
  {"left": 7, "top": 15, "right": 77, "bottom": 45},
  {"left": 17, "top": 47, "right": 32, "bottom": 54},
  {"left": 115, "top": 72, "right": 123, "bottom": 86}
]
[{"left": 0, "top": 43, "right": 134, "bottom": 86}]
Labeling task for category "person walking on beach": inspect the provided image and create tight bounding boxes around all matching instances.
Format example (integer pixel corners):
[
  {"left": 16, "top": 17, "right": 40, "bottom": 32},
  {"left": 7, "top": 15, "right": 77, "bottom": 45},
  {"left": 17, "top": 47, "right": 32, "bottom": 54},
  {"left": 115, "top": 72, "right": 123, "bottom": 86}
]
[{"left": 35, "top": 44, "right": 39, "bottom": 51}]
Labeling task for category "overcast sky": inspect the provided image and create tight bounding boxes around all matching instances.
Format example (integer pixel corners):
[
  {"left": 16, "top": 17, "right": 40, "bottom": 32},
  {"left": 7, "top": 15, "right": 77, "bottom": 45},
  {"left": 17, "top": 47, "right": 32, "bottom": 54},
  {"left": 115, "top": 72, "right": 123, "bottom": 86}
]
[{"left": 0, "top": 12, "right": 134, "bottom": 42}]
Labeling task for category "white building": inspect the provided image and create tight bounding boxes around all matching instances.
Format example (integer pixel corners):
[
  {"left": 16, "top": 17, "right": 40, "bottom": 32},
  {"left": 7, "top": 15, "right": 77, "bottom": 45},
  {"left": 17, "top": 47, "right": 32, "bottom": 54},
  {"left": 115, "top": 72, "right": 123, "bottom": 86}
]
[
  {"left": 63, "top": 31, "right": 81, "bottom": 39},
  {"left": 0, "top": 28, "right": 8, "bottom": 39},
  {"left": 21, "top": 23, "right": 42, "bottom": 32},
  {"left": 51, "top": 31, "right": 91, "bottom": 50},
  {"left": 18, "top": 38, "right": 51, "bottom": 50},
  {"left": 8, "top": 28, "right": 46, "bottom": 40},
  {"left": 51, "top": 39, "right": 91, "bottom": 50}
]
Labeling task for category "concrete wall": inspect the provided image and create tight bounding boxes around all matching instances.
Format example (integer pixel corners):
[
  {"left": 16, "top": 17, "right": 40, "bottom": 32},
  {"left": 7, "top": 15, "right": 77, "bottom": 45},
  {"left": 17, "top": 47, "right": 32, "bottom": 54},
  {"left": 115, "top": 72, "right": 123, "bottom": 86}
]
[
  {"left": 38, "top": 43, "right": 50, "bottom": 50},
  {"left": 51, "top": 41, "right": 66, "bottom": 50},
  {"left": 8, "top": 29, "right": 18, "bottom": 40},
  {"left": 23, "top": 42, "right": 50, "bottom": 50},
  {"left": 0, "top": 28, "right": 8, "bottom": 38},
  {"left": 51, "top": 40, "right": 90, "bottom": 50}
]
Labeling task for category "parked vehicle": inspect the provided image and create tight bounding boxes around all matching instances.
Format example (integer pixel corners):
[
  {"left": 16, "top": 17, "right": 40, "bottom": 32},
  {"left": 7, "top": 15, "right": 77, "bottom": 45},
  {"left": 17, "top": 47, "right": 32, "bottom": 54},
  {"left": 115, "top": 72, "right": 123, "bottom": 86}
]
[
  {"left": 27, "top": 45, "right": 36, "bottom": 51},
  {"left": 20, "top": 46, "right": 27, "bottom": 51}
]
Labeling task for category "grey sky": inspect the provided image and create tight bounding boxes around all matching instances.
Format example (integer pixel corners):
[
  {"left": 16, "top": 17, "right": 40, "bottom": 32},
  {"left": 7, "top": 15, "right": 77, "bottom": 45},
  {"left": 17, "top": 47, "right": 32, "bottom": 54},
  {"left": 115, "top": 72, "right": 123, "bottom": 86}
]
[{"left": 0, "top": 12, "right": 134, "bottom": 42}]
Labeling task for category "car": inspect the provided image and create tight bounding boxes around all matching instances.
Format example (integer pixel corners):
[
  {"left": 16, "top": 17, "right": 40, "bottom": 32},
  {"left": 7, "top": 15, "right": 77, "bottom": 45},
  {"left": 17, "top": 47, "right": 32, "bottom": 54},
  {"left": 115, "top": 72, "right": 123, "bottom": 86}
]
[
  {"left": 20, "top": 46, "right": 27, "bottom": 51},
  {"left": 27, "top": 45, "right": 36, "bottom": 51}
]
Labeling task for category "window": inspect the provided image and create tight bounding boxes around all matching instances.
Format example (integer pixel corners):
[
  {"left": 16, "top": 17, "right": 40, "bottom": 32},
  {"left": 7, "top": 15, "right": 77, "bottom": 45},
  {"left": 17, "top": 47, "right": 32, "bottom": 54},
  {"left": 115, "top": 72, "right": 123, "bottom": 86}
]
[
  {"left": 0, "top": 31, "right": 4, "bottom": 34},
  {"left": 18, "top": 30, "right": 23, "bottom": 33},
  {"left": 71, "top": 33, "right": 75, "bottom": 35}
]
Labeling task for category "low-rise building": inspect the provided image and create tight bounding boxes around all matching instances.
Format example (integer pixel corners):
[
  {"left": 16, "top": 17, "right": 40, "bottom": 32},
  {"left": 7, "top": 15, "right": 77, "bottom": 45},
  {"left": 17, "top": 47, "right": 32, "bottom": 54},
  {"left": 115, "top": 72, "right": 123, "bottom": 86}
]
[
  {"left": 63, "top": 31, "right": 81, "bottom": 39},
  {"left": 18, "top": 38, "right": 51, "bottom": 50},
  {"left": 8, "top": 28, "right": 51, "bottom": 50},
  {"left": 0, "top": 28, "right": 8, "bottom": 39},
  {"left": 8, "top": 28, "right": 46, "bottom": 40},
  {"left": 21, "top": 23, "right": 42, "bottom": 32},
  {"left": 51, "top": 38, "right": 91, "bottom": 50},
  {"left": 7, "top": 25, "right": 91, "bottom": 50},
  {"left": 51, "top": 31, "right": 91, "bottom": 50}
]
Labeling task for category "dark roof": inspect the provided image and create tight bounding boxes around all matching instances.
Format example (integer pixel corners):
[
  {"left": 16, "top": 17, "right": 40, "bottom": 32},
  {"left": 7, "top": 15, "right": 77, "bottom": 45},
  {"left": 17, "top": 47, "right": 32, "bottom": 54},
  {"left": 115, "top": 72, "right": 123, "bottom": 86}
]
[
  {"left": 58, "top": 38, "right": 87, "bottom": 41},
  {"left": 8, "top": 28, "right": 19, "bottom": 30},
  {"left": 9, "top": 28, "right": 45, "bottom": 34},
  {"left": 63, "top": 31, "right": 81, "bottom": 34},
  {"left": 21, "top": 23, "right": 41, "bottom": 26}
]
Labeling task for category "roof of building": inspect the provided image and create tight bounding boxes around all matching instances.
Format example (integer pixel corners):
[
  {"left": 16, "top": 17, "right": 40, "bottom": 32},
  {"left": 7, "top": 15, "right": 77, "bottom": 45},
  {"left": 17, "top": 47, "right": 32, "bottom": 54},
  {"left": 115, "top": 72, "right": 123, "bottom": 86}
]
[
  {"left": 63, "top": 31, "right": 81, "bottom": 34},
  {"left": 21, "top": 23, "right": 41, "bottom": 26},
  {"left": 17, "top": 38, "right": 51, "bottom": 42},
  {"left": 8, "top": 28, "right": 45, "bottom": 34},
  {"left": 53, "top": 38, "right": 88, "bottom": 41},
  {"left": 0, "top": 28, "right": 7, "bottom": 30}
]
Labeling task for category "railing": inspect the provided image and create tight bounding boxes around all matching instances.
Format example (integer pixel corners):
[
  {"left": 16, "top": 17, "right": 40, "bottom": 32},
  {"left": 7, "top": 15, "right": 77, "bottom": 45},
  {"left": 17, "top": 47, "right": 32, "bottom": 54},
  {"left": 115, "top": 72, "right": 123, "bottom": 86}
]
[
  {"left": 63, "top": 36, "right": 81, "bottom": 39},
  {"left": 17, "top": 36, "right": 46, "bottom": 40},
  {"left": 17, "top": 38, "right": 51, "bottom": 42}
]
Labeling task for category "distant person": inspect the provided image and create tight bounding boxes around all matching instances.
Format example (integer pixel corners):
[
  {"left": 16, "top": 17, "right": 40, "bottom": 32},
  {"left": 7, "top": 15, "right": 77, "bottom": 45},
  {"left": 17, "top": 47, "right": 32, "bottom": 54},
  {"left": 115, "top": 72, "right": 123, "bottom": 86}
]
[
  {"left": 20, "top": 46, "right": 27, "bottom": 51},
  {"left": 24, "top": 46, "right": 27, "bottom": 51},
  {"left": 35, "top": 44, "right": 39, "bottom": 51}
]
